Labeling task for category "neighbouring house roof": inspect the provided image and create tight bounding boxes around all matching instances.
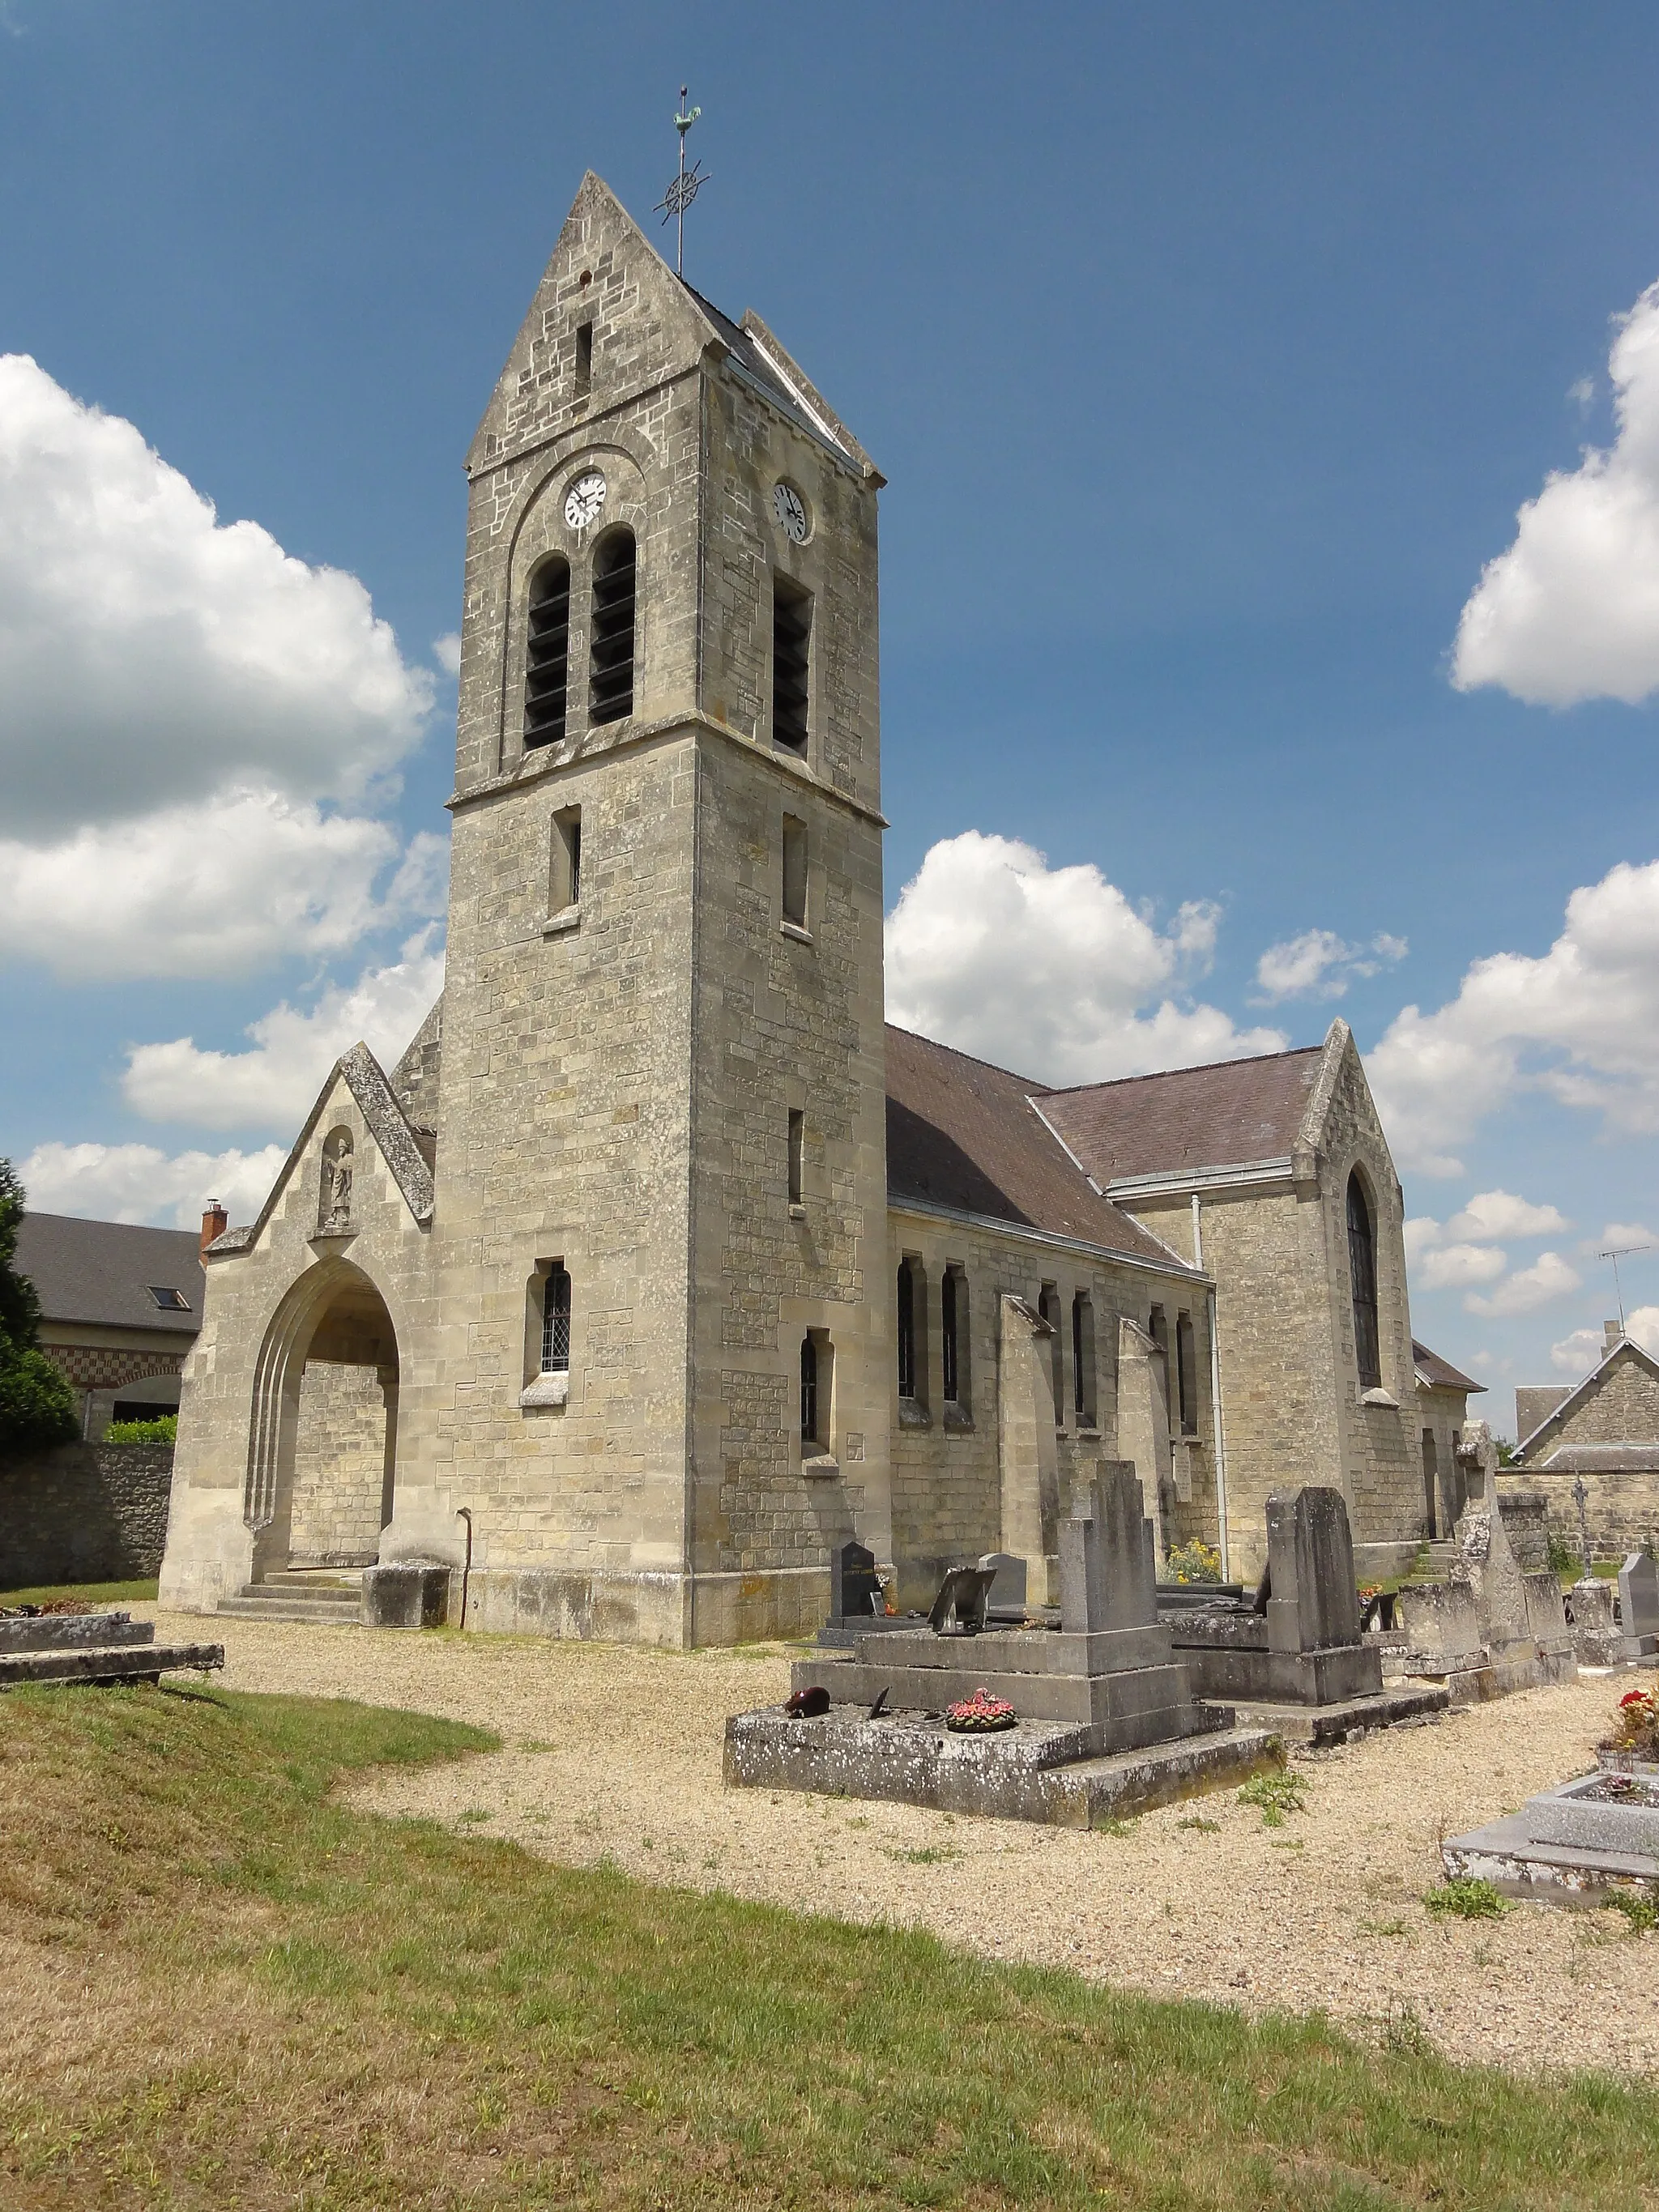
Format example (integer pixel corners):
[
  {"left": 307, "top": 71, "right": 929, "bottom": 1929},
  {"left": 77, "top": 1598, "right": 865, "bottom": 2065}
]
[
  {"left": 1530, "top": 1443, "right": 1659, "bottom": 1473},
  {"left": 14, "top": 1212, "right": 203, "bottom": 1336},
  {"left": 1413, "top": 1339, "right": 1485, "bottom": 1396},
  {"left": 1513, "top": 1334, "right": 1659, "bottom": 1461},
  {"left": 1032, "top": 1044, "right": 1327, "bottom": 1187},
  {"left": 884, "top": 1025, "right": 1193, "bottom": 1270}
]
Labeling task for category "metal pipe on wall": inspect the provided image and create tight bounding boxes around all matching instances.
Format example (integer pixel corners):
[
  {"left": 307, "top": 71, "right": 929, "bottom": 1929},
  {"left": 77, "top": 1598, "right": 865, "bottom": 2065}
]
[{"left": 1192, "top": 1194, "right": 1231, "bottom": 1583}]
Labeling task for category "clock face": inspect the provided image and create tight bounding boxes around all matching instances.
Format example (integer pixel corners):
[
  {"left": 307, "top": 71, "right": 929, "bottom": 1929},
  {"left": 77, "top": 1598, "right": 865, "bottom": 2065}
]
[
  {"left": 772, "top": 481, "right": 808, "bottom": 543},
  {"left": 564, "top": 470, "right": 607, "bottom": 530}
]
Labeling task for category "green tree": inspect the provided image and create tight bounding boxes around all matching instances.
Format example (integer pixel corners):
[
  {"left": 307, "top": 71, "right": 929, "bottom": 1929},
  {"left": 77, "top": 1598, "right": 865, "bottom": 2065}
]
[{"left": 0, "top": 1158, "right": 79, "bottom": 1454}]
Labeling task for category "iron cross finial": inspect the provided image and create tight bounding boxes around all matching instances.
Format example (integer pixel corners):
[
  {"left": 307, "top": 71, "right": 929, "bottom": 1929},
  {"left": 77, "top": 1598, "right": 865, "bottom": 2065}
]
[{"left": 656, "top": 86, "right": 709, "bottom": 277}]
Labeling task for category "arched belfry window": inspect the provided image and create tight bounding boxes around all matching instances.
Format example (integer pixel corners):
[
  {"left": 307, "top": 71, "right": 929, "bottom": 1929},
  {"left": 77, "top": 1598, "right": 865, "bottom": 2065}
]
[
  {"left": 589, "top": 527, "right": 637, "bottom": 725},
  {"left": 522, "top": 557, "right": 571, "bottom": 748},
  {"left": 1347, "top": 1172, "right": 1381, "bottom": 1389}
]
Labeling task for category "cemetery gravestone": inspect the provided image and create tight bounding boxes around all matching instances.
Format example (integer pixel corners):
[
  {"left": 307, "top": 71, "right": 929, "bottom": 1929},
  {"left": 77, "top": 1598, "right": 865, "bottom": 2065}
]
[
  {"left": 1620, "top": 1553, "right": 1659, "bottom": 1656},
  {"left": 978, "top": 1551, "right": 1028, "bottom": 1615},
  {"left": 831, "top": 1539, "right": 882, "bottom": 1622}
]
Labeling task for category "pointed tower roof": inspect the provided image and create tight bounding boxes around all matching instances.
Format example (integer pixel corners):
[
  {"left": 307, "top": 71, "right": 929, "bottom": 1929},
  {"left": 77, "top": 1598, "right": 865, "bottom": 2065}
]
[{"left": 467, "top": 172, "right": 877, "bottom": 481}]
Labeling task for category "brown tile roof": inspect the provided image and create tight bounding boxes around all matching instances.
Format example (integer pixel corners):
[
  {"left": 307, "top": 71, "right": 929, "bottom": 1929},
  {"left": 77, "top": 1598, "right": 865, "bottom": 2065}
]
[
  {"left": 884, "top": 1025, "right": 1186, "bottom": 1268},
  {"left": 1412, "top": 1340, "right": 1485, "bottom": 1396},
  {"left": 1032, "top": 1045, "right": 1325, "bottom": 1185}
]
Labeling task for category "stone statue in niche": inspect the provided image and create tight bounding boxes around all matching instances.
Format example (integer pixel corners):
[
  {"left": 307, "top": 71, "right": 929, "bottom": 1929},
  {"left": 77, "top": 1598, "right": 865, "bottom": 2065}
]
[{"left": 318, "top": 1129, "right": 354, "bottom": 1234}]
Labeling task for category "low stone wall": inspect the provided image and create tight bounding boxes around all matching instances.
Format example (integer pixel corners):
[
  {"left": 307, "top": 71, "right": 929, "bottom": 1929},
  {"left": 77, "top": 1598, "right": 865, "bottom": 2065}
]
[
  {"left": 1496, "top": 1489, "right": 1551, "bottom": 1572},
  {"left": 1499, "top": 1469, "right": 1659, "bottom": 1567},
  {"left": 0, "top": 1443, "right": 174, "bottom": 1589}
]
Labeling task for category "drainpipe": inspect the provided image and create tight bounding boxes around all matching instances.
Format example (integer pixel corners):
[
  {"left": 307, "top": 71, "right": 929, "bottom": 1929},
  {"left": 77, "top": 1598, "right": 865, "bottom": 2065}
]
[
  {"left": 455, "top": 1507, "right": 472, "bottom": 1630},
  {"left": 1192, "top": 1194, "right": 1231, "bottom": 1583}
]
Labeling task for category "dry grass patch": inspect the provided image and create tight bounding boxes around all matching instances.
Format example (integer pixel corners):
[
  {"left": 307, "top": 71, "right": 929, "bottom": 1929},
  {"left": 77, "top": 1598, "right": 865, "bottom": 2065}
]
[{"left": 2, "top": 1683, "right": 1657, "bottom": 2210}]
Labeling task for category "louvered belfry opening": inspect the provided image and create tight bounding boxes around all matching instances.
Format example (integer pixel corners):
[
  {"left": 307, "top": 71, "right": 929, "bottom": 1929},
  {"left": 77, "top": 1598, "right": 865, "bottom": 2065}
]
[
  {"left": 522, "top": 558, "right": 571, "bottom": 749},
  {"left": 589, "top": 527, "right": 637, "bottom": 725},
  {"left": 772, "top": 575, "right": 811, "bottom": 753}
]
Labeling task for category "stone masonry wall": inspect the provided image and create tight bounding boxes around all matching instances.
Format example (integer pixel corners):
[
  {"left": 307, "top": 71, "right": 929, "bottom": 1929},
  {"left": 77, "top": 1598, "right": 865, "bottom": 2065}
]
[
  {"left": 1124, "top": 1036, "right": 1422, "bottom": 1578},
  {"left": 1533, "top": 1352, "right": 1659, "bottom": 1449},
  {"left": 2, "top": 1443, "right": 174, "bottom": 1588},
  {"left": 288, "top": 1360, "right": 388, "bottom": 1566},
  {"left": 884, "top": 1205, "right": 1218, "bottom": 1608}
]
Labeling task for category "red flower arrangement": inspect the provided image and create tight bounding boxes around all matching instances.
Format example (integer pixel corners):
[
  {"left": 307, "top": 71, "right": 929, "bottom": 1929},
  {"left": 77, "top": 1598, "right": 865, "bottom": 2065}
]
[
  {"left": 1606, "top": 1686, "right": 1659, "bottom": 1760},
  {"left": 945, "top": 1686, "right": 1016, "bottom": 1734}
]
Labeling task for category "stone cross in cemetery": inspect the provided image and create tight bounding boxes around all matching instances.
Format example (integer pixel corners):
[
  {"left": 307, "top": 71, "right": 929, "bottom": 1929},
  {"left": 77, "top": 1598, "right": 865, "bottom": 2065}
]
[{"left": 1394, "top": 1421, "right": 1576, "bottom": 1694}]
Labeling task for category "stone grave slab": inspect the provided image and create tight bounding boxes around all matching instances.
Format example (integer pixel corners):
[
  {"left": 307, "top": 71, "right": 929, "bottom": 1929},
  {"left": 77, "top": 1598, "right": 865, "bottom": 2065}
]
[
  {"left": 1444, "top": 1771, "right": 1659, "bottom": 1904},
  {"left": 724, "top": 1704, "right": 1280, "bottom": 1829}
]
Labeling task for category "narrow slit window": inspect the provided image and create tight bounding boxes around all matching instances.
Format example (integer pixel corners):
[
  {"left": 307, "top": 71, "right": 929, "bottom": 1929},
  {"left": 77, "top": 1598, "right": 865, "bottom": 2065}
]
[
  {"left": 551, "top": 805, "right": 582, "bottom": 912},
  {"left": 1176, "top": 1311, "right": 1197, "bottom": 1434},
  {"left": 942, "top": 1266, "right": 967, "bottom": 1409},
  {"left": 589, "top": 528, "right": 637, "bottom": 725},
  {"left": 800, "top": 1332, "right": 820, "bottom": 1446},
  {"left": 1038, "top": 1284, "right": 1064, "bottom": 1426},
  {"left": 522, "top": 558, "right": 571, "bottom": 749},
  {"left": 772, "top": 575, "right": 811, "bottom": 753},
  {"left": 782, "top": 813, "right": 808, "bottom": 929},
  {"left": 541, "top": 1264, "right": 572, "bottom": 1374},
  {"left": 896, "top": 1259, "right": 917, "bottom": 1400},
  {"left": 1347, "top": 1172, "right": 1382, "bottom": 1388},
  {"left": 1072, "top": 1292, "right": 1096, "bottom": 1427},
  {"left": 1149, "top": 1304, "right": 1171, "bottom": 1424},
  {"left": 574, "top": 321, "right": 593, "bottom": 397},
  {"left": 787, "top": 1108, "right": 804, "bottom": 1206}
]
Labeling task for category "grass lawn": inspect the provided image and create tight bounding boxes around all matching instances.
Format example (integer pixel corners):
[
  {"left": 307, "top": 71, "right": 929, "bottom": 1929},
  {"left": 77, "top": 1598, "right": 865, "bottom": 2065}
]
[
  {"left": 2, "top": 1690, "right": 1656, "bottom": 2211},
  {"left": 0, "top": 1577, "right": 160, "bottom": 1609}
]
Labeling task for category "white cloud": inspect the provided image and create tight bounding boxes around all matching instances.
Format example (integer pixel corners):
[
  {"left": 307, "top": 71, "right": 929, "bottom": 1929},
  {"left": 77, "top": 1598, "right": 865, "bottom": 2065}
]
[
  {"left": 1418, "top": 1242, "right": 1508, "bottom": 1291},
  {"left": 1465, "top": 1251, "right": 1583, "bottom": 1317},
  {"left": 0, "top": 790, "right": 446, "bottom": 980},
  {"left": 1627, "top": 1306, "right": 1659, "bottom": 1357},
  {"left": 1594, "top": 1220, "right": 1656, "bottom": 1251},
  {"left": 1550, "top": 1327, "right": 1605, "bottom": 1376},
  {"left": 1252, "top": 928, "right": 1406, "bottom": 1003},
  {"left": 1452, "top": 279, "right": 1659, "bottom": 705},
  {"left": 1446, "top": 1189, "right": 1568, "bottom": 1242},
  {"left": 1369, "top": 859, "right": 1659, "bottom": 1174},
  {"left": 884, "top": 832, "right": 1286, "bottom": 1085},
  {"left": 122, "top": 935, "right": 446, "bottom": 1132},
  {"left": 18, "top": 1140, "right": 288, "bottom": 1230},
  {"left": 432, "top": 632, "right": 462, "bottom": 676},
  {"left": 0, "top": 355, "right": 433, "bottom": 834}
]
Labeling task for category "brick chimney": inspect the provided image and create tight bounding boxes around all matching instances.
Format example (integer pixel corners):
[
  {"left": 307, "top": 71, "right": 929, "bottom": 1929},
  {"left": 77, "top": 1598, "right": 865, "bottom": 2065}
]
[{"left": 201, "top": 1200, "right": 228, "bottom": 1255}]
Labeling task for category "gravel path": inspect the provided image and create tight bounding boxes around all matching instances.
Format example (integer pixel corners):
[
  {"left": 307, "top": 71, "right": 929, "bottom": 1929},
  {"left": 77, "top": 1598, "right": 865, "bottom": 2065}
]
[{"left": 151, "top": 1605, "right": 1658, "bottom": 2077}]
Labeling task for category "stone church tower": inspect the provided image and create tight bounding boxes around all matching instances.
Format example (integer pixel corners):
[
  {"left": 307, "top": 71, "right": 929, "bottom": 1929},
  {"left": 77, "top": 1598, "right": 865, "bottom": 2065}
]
[
  {"left": 161, "top": 173, "right": 1454, "bottom": 1644},
  {"left": 162, "top": 175, "right": 892, "bottom": 1643}
]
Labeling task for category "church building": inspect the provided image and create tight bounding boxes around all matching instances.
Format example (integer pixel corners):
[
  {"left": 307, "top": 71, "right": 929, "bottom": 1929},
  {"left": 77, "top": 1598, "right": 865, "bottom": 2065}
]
[{"left": 160, "top": 176, "right": 1463, "bottom": 1643}]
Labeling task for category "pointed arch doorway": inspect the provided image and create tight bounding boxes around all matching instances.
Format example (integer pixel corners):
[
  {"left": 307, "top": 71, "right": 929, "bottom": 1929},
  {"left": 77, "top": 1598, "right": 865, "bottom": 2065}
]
[{"left": 244, "top": 1260, "right": 400, "bottom": 1583}]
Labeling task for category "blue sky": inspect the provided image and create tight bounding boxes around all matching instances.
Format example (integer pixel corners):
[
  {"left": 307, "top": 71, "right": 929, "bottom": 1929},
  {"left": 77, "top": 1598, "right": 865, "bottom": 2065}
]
[{"left": 4, "top": 2, "right": 1659, "bottom": 1428}]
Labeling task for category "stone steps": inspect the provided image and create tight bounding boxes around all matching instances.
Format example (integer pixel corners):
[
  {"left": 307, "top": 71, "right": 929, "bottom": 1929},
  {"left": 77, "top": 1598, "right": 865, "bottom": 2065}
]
[
  {"left": 1401, "top": 1540, "right": 1460, "bottom": 1588},
  {"left": 218, "top": 1579, "right": 361, "bottom": 1626}
]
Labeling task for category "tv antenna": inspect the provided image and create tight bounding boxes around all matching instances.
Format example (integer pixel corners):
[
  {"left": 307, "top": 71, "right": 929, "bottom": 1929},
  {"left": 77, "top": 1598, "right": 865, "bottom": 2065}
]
[
  {"left": 655, "top": 87, "right": 708, "bottom": 277},
  {"left": 1597, "top": 1242, "right": 1651, "bottom": 1332}
]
